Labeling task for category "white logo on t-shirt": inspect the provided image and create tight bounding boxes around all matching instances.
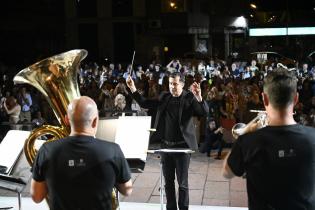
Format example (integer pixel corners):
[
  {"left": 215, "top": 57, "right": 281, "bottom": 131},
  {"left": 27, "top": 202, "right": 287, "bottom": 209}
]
[
  {"left": 68, "top": 158, "right": 86, "bottom": 167},
  {"left": 278, "top": 149, "right": 296, "bottom": 158},
  {"left": 77, "top": 158, "right": 86, "bottom": 167},
  {"left": 278, "top": 150, "right": 284, "bottom": 158},
  {"left": 69, "top": 160, "right": 74, "bottom": 167}
]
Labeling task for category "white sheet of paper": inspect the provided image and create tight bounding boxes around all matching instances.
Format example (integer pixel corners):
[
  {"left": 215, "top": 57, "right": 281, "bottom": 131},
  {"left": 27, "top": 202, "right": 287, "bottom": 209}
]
[
  {"left": 96, "top": 116, "right": 151, "bottom": 161},
  {"left": 96, "top": 118, "right": 118, "bottom": 143},
  {"left": 148, "top": 149, "right": 194, "bottom": 154},
  {"left": 0, "top": 130, "right": 30, "bottom": 174},
  {"left": 115, "top": 116, "right": 151, "bottom": 160}
]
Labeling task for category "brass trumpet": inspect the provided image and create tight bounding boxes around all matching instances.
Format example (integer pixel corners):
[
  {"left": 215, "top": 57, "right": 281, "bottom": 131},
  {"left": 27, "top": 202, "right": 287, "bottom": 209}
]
[{"left": 231, "top": 111, "right": 268, "bottom": 139}]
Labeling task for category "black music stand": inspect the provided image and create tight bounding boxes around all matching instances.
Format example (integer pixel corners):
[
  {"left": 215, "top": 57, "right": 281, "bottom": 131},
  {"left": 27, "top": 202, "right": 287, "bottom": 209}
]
[{"left": 148, "top": 149, "right": 194, "bottom": 210}]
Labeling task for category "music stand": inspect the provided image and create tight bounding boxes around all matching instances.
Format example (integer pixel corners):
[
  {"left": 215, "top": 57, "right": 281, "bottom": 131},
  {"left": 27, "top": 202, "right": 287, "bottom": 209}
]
[
  {"left": 0, "top": 130, "right": 31, "bottom": 210},
  {"left": 96, "top": 116, "right": 152, "bottom": 171},
  {"left": 148, "top": 149, "right": 194, "bottom": 210}
]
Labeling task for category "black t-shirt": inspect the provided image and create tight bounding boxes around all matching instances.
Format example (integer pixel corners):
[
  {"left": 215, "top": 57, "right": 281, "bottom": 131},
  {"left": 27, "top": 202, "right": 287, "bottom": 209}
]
[
  {"left": 164, "top": 95, "right": 186, "bottom": 147},
  {"left": 228, "top": 124, "right": 315, "bottom": 210},
  {"left": 32, "top": 135, "right": 131, "bottom": 210}
]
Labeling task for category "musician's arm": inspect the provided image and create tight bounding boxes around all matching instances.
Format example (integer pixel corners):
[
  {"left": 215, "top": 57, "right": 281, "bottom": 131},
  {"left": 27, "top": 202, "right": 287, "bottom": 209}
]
[
  {"left": 31, "top": 146, "right": 48, "bottom": 203},
  {"left": 222, "top": 152, "right": 235, "bottom": 179},
  {"left": 114, "top": 144, "right": 133, "bottom": 196},
  {"left": 117, "top": 179, "right": 133, "bottom": 196},
  {"left": 30, "top": 179, "right": 48, "bottom": 203},
  {"left": 126, "top": 76, "right": 159, "bottom": 109},
  {"left": 222, "top": 139, "right": 245, "bottom": 179}
]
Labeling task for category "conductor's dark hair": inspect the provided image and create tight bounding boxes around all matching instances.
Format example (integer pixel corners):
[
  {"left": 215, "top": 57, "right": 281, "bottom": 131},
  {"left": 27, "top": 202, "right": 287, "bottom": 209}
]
[
  {"left": 169, "top": 72, "right": 185, "bottom": 84},
  {"left": 263, "top": 68, "right": 297, "bottom": 109}
]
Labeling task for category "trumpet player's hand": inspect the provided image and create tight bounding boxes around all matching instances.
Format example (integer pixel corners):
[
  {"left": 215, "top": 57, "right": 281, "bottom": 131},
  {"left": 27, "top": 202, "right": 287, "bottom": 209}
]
[
  {"left": 190, "top": 82, "right": 202, "bottom": 102},
  {"left": 126, "top": 76, "right": 137, "bottom": 93},
  {"left": 247, "top": 122, "right": 259, "bottom": 133}
]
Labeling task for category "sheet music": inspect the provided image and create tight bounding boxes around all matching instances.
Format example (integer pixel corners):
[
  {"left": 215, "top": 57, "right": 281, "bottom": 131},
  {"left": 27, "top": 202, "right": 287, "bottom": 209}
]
[
  {"left": 0, "top": 130, "right": 30, "bottom": 174},
  {"left": 96, "top": 116, "right": 151, "bottom": 161},
  {"left": 148, "top": 149, "right": 194, "bottom": 154}
]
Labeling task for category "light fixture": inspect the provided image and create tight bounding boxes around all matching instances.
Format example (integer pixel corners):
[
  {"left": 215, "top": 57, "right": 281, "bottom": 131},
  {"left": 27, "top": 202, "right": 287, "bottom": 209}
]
[
  {"left": 249, "top": 27, "right": 315, "bottom": 36},
  {"left": 233, "top": 16, "right": 247, "bottom": 28},
  {"left": 250, "top": 3, "right": 257, "bottom": 9},
  {"left": 170, "top": 2, "right": 176, "bottom": 8}
]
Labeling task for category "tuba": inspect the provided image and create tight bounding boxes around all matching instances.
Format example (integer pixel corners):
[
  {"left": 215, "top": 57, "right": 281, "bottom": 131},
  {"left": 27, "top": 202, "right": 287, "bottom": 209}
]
[
  {"left": 13, "top": 49, "right": 86, "bottom": 164},
  {"left": 13, "top": 49, "right": 118, "bottom": 210},
  {"left": 231, "top": 111, "right": 268, "bottom": 139}
]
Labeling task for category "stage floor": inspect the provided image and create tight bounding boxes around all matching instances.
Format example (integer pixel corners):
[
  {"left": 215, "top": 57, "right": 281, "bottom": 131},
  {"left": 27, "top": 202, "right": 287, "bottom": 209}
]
[
  {"left": 0, "top": 148, "right": 248, "bottom": 209},
  {"left": 0, "top": 197, "right": 247, "bottom": 210}
]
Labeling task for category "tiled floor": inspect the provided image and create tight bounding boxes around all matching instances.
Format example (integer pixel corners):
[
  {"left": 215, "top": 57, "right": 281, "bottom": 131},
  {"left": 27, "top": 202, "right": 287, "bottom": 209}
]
[
  {"left": 121, "top": 149, "right": 248, "bottom": 207},
  {"left": 0, "top": 198, "right": 247, "bottom": 210},
  {"left": 0, "top": 148, "right": 248, "bottom": 209}
]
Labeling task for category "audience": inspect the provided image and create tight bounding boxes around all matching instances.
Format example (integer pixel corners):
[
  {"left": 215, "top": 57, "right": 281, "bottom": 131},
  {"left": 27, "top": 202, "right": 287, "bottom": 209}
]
[{"left": 0, "top": 57, "right": 315, "bottom": 151}]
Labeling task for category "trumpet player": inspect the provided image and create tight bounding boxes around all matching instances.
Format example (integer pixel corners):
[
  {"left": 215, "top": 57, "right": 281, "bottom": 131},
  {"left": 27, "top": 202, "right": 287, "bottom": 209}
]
[{"left": 222, "top": 68, "right": 315, "bottom": 210}]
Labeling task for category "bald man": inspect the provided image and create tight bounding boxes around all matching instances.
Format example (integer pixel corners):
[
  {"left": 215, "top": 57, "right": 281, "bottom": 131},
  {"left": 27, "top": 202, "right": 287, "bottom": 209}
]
[{"left": 31, "top": 96, "right": 132, "bottom": 210}]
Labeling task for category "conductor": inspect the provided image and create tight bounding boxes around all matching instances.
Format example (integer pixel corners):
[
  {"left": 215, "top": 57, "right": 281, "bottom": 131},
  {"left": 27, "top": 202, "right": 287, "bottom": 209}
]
[{"left": 126, "top": 72, "right": 208, "bottom": 210}]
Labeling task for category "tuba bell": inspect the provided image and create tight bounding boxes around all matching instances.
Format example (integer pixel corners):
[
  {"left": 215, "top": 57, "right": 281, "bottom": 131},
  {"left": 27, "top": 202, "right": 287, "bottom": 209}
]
[
  {"left": 13, "top": 49, "right": 86, "bottom": 164},
  {"left": 13, "top": 49, "right": 118, "bottom": 210}
]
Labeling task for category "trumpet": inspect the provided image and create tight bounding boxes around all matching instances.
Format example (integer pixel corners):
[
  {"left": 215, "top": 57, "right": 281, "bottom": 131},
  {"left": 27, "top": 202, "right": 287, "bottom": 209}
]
[{"left": 231, "top": 111, "right": 268, "bottom": 139}]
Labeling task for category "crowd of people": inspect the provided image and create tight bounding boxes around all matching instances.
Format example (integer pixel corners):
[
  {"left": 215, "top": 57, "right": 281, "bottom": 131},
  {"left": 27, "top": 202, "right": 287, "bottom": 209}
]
[{"left": 1, "top": 57, "right": 315, "bottom": 141}]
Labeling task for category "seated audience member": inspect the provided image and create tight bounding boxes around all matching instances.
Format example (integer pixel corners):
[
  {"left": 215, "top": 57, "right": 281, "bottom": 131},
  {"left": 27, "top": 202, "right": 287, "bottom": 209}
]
[
  {"left": 111, "top": 93, "right": 133, "bottom": 116},
  {"left": 32, "top": 111, "right": 46, "bottom": 127}
]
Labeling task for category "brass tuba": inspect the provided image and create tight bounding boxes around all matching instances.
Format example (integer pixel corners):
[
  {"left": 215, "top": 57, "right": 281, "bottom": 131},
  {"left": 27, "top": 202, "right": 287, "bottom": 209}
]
[
  {"left": 13, "top": 49, "right": 86, "bottom": 164},
  {"left": 13, "top": 49, "right": 118, "bottom": 210}
]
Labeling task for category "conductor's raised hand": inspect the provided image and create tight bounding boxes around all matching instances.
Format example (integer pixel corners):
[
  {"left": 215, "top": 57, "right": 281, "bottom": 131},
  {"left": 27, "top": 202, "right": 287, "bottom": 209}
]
[
  {"left": 190, "top": 82, "right": 202, "bottom": 102},
  {"left": 126, "top": 76, "right": 137, "bottom": 93}
]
